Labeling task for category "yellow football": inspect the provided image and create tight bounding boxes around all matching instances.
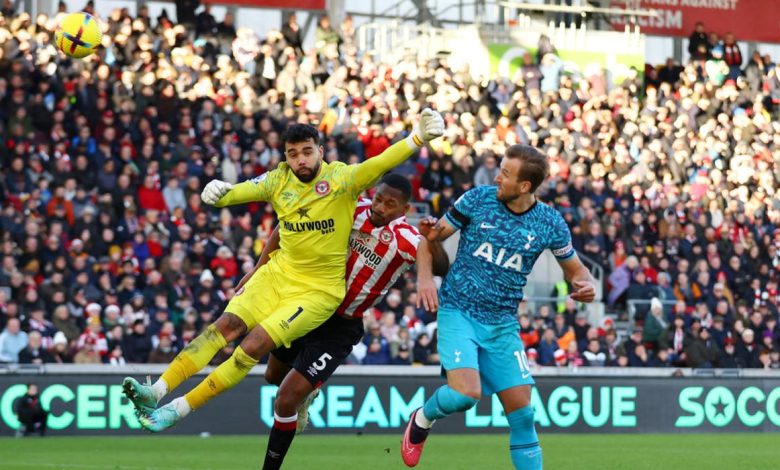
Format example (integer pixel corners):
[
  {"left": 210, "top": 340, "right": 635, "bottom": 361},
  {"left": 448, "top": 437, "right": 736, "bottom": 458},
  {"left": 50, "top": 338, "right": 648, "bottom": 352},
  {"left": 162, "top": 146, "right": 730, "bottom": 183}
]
[{"left": 54, "top": 12, "right": 102, "bottom": 59}]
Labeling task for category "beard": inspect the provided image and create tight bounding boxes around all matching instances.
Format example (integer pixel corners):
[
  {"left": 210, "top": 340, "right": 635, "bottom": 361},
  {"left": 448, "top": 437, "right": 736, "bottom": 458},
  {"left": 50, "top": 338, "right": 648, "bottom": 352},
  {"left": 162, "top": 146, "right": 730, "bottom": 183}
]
[
  {"left": 496, "top": 186, "right": 518, "bottom": 203},
  {"left": 293, "top": 161, "right": 321, "bottom": 183}
]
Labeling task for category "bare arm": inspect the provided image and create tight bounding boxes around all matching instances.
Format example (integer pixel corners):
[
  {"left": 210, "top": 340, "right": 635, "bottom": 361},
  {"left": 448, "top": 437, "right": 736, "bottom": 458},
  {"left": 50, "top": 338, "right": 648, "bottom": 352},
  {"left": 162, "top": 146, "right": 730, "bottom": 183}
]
[
  {"left": 415, "top": 217, "right": 451, "bottom": 312},
  {"left": 558, "top": 254, "right": 597, "bottom": 303},
  {"left": 416, "top": 238, "right": 442, "bottom": 312},
  {"left": 235, "top": 225, "right": 280, "bottom": 291},
  {"left": 419, "top": 215, "right": 458, "bottom": 243}
]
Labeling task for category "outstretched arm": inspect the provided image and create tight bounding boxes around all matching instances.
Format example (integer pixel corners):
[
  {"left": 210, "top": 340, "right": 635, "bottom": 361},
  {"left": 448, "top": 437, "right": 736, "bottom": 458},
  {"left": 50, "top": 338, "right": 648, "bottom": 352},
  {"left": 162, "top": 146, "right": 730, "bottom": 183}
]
[
  {"left": 235, "top": 225, "right": 281, "bottom": 291},
  {"left": 202, "top": 171, "right": 280, "bottom": 207},
  {"left": 350, "top": 109, "right": 444, "bottom": 193}
]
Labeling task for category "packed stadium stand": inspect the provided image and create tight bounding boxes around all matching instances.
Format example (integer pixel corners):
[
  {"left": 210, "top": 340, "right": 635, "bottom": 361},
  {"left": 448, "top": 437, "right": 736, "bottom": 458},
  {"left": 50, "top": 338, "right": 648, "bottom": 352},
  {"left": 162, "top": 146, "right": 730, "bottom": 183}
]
[{"left": 0, "top": 1, "right": 778, "bottom": 373}]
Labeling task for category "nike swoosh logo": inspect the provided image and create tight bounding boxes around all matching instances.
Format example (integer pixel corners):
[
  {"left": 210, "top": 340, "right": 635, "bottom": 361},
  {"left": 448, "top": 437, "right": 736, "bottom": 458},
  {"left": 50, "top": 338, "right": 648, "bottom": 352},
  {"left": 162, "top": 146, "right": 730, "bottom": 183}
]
[
  {"left": 480, "top": 223, "right": 496, "bottom": 229},
  {"left": 522, "top": 372, "right": 531, "bottom": 379}
]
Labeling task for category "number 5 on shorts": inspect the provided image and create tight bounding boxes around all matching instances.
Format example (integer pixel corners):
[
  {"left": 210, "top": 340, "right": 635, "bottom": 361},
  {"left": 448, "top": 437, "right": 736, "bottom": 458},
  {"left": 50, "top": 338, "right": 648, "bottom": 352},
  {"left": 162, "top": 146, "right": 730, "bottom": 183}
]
[{"left": 514, "top": 350, "right": 531, "bottom": 378}]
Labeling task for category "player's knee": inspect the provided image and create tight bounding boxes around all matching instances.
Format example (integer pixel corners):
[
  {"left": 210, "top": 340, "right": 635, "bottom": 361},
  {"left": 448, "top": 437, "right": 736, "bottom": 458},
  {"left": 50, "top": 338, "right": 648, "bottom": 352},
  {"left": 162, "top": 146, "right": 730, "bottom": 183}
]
[
  {"left": 451, "top": 383, "right": 482, "bottom": 402},
  {"left": 444, "top": 387, "right": 480, "bottom": 412},
  {"left": 458, "top": 390, "right": 481, "bottom": 409},
  {"left": 273, "top": 391, "right": 302, "bottom": 416}
]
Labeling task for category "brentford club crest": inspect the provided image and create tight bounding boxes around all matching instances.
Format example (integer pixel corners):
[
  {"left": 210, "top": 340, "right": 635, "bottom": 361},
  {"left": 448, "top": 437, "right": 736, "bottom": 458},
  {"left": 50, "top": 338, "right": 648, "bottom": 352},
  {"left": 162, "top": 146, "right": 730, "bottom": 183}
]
[
  {"left": 379, "top": 229, "right": 393, "bottom": 244},
  {"left": 315, "top": 180, "right": 330, "bottom": 196}
]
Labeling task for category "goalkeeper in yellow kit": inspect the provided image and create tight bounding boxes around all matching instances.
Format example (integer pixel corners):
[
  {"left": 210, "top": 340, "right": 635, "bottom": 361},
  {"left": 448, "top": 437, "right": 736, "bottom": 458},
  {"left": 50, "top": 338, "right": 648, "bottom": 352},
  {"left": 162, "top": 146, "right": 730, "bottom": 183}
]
[{"left": 122, "top": 109, "right": 444, "bottom": 431}]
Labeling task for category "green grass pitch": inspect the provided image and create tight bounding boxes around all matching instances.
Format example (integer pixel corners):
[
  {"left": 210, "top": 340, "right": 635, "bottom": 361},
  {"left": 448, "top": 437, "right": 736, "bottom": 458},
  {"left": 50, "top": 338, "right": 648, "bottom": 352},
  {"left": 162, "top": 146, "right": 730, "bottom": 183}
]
[{"left": 1, "top": 433, "right": 777, "bottom": 469}]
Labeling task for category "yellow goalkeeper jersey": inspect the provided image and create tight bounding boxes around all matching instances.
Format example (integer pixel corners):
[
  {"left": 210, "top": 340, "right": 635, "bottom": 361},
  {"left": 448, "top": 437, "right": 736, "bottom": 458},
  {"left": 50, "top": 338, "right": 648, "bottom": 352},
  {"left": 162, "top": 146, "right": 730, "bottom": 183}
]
[{"left": 215, "top": 140, "right": 416, "bottom": 284}]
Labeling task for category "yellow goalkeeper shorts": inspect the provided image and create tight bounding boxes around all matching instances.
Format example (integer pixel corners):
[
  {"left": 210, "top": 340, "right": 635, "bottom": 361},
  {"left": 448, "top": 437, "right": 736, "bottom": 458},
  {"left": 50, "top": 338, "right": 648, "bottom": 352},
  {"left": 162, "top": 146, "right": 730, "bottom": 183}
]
[{"left": 225, "top": 262, "right": 345, "bottom": 348}]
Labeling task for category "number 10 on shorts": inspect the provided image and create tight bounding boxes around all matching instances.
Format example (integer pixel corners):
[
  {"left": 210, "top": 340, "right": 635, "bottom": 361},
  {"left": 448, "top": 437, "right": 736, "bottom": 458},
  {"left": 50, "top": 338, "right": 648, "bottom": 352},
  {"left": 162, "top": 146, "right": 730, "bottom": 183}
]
[{"left": 514, "top": 350, "right": 531, "bottom": 378}]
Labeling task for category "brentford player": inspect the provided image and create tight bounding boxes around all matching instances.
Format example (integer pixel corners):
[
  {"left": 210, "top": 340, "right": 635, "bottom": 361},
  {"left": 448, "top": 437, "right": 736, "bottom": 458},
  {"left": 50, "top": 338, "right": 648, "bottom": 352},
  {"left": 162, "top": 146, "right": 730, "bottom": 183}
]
[{"left": 237, "top": 174, "right": 448, "bottom": 470}]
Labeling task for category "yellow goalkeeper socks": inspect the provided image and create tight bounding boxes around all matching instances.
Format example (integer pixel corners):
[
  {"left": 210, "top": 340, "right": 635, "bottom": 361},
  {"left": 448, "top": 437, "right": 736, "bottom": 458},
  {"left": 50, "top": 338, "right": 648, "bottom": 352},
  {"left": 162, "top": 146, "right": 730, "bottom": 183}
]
[
  {"left": 159, "top": 324, "right": 227, "bottom": 394},
  {"left": 184, "top": 346, "right": 258, "bottom": 410}
]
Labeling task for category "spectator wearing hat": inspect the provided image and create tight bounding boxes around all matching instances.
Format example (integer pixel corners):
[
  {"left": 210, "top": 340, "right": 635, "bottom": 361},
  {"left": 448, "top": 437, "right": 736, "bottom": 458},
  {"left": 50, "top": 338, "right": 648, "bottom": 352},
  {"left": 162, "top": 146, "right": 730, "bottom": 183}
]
[
  {"left": 210, "top": 246, "right": 238, "bottom": 280},
  {"left": 148, "top": 333, "right": 177, "bottom": 364},
  {"left": 390, "top": 342, "right": 413, "bottom": 365},
  {"left": 75, "top": 315, "right": 108, "bottom": 363},
  {"left": 709, "top": 315, "right": 729, "bottom": 349},
  {"left": 760, "top": 329, "right": 777, "bottom": 353},
  {"left": 643, "top": 298, "right": 668, "bottom": 351},
  {"left": 735, "top": 329, "right": 761, "bottom": 368},
  {"left": 572, "top": 310, "right": 591, "bottom": 348},
  {"left": 565, "top": 341, "right": 584, "bottom": 367},
  {"left": 50, "top": 332, "right": 72, "bottom": 364},
  {"left": 553, "top": 348, "right": 568, "bottom": 367},
  {"left": 716, "top": 337, "right": 739, "bottom": 368}
]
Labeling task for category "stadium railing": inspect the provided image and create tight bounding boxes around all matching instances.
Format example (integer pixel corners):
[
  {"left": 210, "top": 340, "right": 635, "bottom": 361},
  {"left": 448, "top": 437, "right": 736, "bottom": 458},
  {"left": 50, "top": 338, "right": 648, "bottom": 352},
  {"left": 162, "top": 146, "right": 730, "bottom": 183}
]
[{"left": 7, "top": 364, "right": 778, "bottom": 378}]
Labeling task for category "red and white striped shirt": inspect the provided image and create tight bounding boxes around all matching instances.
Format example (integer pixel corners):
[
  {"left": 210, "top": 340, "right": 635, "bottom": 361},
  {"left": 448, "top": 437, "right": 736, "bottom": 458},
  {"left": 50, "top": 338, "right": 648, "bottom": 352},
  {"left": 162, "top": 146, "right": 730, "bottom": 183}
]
[{"left": 335, "top": 198, "right": 421, "bottom": 318}]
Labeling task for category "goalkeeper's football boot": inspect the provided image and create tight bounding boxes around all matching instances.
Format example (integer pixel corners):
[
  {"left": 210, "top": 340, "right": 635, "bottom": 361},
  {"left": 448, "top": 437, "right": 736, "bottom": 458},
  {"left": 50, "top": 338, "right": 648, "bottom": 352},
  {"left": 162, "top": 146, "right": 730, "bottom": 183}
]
[
  {"left": 401, "top": 408, "right": 430, "bottom": 467},
  {"left": 296, "top": 388, "right": 320, "bottom": 434},
  {"left": 122, "top": 376, "right": 157, "bottom": 416},
  {"left": 138, "top": 401, "right": 182, "bottom": 433}
]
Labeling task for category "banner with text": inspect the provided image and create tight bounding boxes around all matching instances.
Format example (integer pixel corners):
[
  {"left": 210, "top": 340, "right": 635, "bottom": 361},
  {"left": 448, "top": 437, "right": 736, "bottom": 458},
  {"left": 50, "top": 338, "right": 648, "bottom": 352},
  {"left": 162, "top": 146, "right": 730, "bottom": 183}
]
[
  {"left": 1, "top": 375, "right": 779, "bottom": 435},
  {"left": 610, "top": 0, "right": 780, "bottom": 44}
]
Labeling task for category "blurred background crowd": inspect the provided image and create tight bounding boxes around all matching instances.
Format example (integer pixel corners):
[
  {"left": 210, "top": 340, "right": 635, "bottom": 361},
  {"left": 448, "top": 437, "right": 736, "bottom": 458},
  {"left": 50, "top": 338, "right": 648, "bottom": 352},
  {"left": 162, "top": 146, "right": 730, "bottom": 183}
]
[{"left": 0, "top": 2, "right": 778, "bottom": 370}]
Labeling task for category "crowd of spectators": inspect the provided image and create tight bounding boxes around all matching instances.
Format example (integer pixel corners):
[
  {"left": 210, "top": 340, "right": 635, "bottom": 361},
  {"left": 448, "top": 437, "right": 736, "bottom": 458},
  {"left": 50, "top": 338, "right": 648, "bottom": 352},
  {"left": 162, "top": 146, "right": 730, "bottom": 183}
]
[{"left": 0, "top": 4, "right": 777, "bottom": 369}]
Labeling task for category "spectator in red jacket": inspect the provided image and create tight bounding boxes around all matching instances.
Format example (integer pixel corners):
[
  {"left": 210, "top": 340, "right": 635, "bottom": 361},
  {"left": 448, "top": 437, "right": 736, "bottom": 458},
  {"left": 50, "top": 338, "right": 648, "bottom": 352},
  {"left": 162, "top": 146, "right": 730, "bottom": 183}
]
[
  {"left": 45, "top": 186, "right": 75, "bottom": 227},
  {"left": 137, "top": 175, "right": 167, "bottom": 212},
  {"left": 358, "top": 124, "right": 391, "bottom": 158},
  {"left": 210, "top": 246, "right": 239, "bottom": 280}
]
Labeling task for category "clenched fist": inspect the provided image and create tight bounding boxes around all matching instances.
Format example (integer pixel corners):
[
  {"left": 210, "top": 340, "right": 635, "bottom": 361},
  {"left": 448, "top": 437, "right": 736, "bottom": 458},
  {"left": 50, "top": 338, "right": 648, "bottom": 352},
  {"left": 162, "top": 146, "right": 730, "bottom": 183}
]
[
  {"left": 201, "top": 180, "right": 233, "bottom": 205},
  {"left": 408, "top": 108, "right": 445, "bottom": 147}
]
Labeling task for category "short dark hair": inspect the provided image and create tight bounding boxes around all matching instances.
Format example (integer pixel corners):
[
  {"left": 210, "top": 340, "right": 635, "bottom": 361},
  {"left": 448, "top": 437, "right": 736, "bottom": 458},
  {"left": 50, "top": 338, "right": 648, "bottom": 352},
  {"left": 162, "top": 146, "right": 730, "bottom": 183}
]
[
  {"left": 380, "top": 173, "right": 412, "bottom": 202},
  {"left": 281, "top": 124, "right": 320, "bottom": 147},
  {"left": 505, "top": 144, "right": 549, "bottom": 192}
]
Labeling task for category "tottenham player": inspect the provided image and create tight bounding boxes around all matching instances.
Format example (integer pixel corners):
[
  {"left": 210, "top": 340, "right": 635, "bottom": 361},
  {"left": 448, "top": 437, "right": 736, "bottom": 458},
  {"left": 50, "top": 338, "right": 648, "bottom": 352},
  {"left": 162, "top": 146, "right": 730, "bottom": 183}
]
[
  {"left": 402, "top": 144, "right": 597, "bottom": 469},
  {"left": 240, "top": 174, "right": 448, "bottom": 470},
  {"left": 122, "top": 110, "right": 445, "bottom": 432}
]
